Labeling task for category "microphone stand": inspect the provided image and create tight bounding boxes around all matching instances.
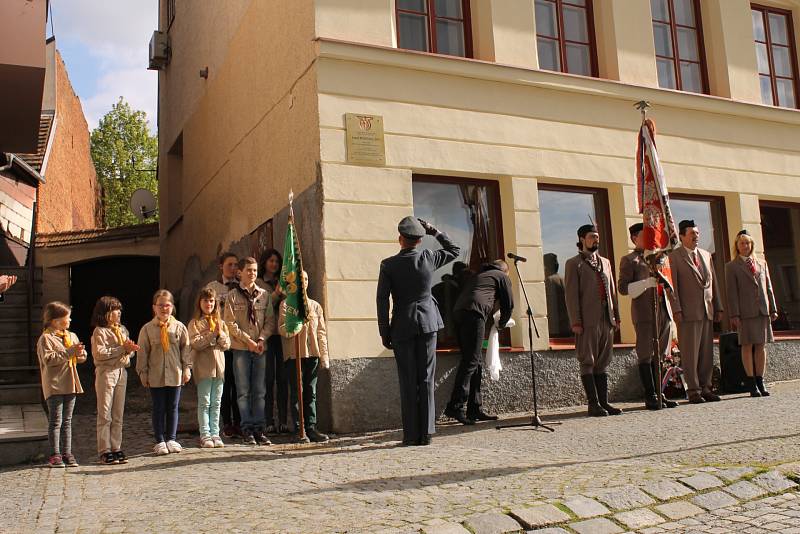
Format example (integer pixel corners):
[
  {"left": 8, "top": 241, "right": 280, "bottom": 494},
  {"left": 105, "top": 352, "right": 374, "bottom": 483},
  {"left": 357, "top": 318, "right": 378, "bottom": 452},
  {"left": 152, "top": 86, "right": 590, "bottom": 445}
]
[{"left": 497, "top": 257, "right": 559, "bottom": 432}]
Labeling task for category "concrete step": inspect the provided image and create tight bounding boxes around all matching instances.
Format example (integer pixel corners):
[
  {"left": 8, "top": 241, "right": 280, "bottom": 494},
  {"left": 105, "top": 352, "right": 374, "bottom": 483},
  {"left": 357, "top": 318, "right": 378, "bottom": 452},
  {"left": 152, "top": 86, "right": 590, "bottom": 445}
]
[
  {"left": 0, "top": 403, "right": 49, "bottom": 466},
  {"left": 0, "top": 365, "right": 39, "bottom": 386},
  {"left": 0, "top": 383, "right": 42, "bottom": 404}
]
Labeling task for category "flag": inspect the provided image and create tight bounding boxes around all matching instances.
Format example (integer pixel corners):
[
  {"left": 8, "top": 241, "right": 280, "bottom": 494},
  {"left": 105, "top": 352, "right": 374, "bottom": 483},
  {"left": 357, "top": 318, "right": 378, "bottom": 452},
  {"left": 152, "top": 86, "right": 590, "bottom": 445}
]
[
  {"left": 636, "top": 118, "right": 679, "bottom": 258},
  {"left": 279, "top": 207, "right": 309, "bottom": 336}
]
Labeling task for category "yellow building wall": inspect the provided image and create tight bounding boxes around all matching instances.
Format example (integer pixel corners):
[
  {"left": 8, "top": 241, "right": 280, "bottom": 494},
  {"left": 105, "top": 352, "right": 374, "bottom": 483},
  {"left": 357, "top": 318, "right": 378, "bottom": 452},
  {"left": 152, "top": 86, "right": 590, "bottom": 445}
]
[{"left": 316, "top": 39, "right": 800, "bottom": 357}]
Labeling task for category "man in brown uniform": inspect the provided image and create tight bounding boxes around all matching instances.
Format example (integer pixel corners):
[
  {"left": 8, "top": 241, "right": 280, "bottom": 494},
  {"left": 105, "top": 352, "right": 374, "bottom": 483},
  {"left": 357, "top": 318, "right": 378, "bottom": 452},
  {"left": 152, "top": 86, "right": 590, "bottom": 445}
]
[
  {"left": 618, "top": 223, "right": 678, "bottom": 410},
  {"left": 564, "top": 224, "right": 622, "bottom": 417},
  {"left": 668, "top": 220, "right": 723, "bottom": 404}
]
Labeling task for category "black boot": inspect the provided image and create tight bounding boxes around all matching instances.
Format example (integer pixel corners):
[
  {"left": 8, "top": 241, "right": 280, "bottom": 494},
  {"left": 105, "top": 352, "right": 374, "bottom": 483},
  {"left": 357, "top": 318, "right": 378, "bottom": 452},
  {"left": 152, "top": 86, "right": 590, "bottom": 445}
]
[
  {"left": 755, "top": 376, "right": 770, "bottom": 397},
  {"left": 581, "top": 374, "right": 608, "bottom": 417},
  {"left": 594, "top": 374, "right": 623, "bottom": 415},
  {"left": 651, "top": 361, "right": 678, "bottom": 408},
  {"left": 745, "top": 376, "right": 761, "bottom": 397},
  {"left": 638, "top": 363, "right": 661, "bottom": 410}
]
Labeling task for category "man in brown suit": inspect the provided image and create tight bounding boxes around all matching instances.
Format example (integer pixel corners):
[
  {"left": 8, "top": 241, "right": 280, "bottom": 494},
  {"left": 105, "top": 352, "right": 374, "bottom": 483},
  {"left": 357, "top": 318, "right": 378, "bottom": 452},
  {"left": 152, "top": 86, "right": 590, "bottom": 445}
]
[
  {"left": 619, "top": 223, "right": 678, "bottom": 410},
  {"left": 564, "top": 224, "right": 622, "bottom": 417},
  {"left": 668, "top": 220, "right": 723, "bottom": 404}
]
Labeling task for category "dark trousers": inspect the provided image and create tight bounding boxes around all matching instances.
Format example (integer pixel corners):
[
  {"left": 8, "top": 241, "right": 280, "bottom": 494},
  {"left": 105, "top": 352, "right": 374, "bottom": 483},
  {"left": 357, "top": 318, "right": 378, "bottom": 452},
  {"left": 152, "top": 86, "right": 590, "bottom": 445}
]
[
  {"left": 220, "top": 350, "right": 240, "bottom": 426},
  {"left": 285, "top": 357, "right": 318, "bottom": 429},
  {"left": 265, "top": 336, "right": 288, "bottom": 426},
  {"left": 447, "top": 311, "right": 486, "bottom": 416},
  {"left": 151, "top": 386, "right": 181, "bottom": 443},
  {"left": 47, "top": 394, "right": 76, "bottom": 455},
  {"left": 393, "top": 332, "right": 437, "bottom": 442}
]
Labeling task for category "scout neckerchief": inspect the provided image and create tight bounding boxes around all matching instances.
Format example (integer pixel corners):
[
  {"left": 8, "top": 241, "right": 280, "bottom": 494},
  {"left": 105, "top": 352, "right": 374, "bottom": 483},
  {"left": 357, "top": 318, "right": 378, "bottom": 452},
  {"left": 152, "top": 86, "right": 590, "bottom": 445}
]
[
  {"left": 50, "top": 328, "right": 76, "bottom": 366},
  {"left": 158, "top": 316, "right": 173, "bottom": 353},
  {"left": 236, "top": 285, "right": 259, "bottom": 325},
  {"left": 110, "top": 323, "right": 125, "bottom": 345},
  {"left": 582, "top": 251, "right": 608, "bottom": 300},
  {"left": 205, "top": 314, "right": 217, "bottom": 333}
]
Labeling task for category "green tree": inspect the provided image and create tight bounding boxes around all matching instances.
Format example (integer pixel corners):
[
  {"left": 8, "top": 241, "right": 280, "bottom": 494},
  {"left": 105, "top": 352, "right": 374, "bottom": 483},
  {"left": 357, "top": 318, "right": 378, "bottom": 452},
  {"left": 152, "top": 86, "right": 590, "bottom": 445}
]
[{"left": 90, "top": 97, "right": 158, "bottom": 227}]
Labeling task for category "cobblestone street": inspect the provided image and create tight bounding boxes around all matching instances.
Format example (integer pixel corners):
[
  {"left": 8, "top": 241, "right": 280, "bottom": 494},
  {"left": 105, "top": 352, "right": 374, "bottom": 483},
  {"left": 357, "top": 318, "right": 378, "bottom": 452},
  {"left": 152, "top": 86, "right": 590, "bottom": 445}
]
[{"left": 2, "top": 380, "right": 799, "bottom": 534}]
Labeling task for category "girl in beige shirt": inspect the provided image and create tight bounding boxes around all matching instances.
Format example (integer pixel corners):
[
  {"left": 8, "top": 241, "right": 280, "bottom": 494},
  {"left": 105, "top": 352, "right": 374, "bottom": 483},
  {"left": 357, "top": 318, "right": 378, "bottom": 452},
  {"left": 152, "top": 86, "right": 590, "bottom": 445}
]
[
  {"left": 188, "top": 287, "right": 231, "bottom": 448},
  {"left": 37, "top": 301, "right": 87, "bottom": 468}
]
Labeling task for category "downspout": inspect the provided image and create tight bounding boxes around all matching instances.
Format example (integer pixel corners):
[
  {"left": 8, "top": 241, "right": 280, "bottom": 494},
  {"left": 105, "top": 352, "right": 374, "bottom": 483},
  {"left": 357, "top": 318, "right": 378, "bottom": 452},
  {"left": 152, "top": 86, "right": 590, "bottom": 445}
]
[{"left": 0, "top": 154, "right": 16, "bottom": 172}]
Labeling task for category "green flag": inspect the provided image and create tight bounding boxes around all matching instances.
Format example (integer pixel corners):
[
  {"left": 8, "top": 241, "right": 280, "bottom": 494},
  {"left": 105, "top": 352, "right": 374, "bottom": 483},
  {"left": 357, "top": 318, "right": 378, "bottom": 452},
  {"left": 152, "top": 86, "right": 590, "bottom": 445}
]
[{"left": 279, "top": 213, "right": 309, "bottom": 336}]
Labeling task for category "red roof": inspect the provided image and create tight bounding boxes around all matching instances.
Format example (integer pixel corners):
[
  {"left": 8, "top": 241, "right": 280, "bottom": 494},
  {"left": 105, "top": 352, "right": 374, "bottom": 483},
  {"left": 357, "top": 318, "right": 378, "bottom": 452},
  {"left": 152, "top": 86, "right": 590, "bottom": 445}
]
[
  {"left": 36, "top": 222, "right": 159, "bottom": 248},
  {"left": 16, "top": 113, "right": 55, "bottom": 173}
]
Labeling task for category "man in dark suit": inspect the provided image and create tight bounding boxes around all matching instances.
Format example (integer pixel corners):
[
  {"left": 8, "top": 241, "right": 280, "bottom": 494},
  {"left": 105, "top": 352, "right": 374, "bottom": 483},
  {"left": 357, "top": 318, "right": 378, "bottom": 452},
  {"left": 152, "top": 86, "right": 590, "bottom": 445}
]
[
  {"left": 377, "top": 216, "right": 460, "bottom": 446},
  {"left": 618, "top": 223, "right": 678, "bottom": 410},
  {"left": 564, "top": 224, "right": 622, "bottom": 417},
  {"left": 444, "top": 260, "right": 514, "bottom": 425}
]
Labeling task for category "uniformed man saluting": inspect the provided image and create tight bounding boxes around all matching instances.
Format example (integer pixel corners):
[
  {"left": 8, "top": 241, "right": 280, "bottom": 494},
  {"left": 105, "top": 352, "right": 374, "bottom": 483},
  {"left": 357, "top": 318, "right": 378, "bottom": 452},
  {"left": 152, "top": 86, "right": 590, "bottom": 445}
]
[
  {"left": 377, "top": 217, "right": 460, "bottom": 446},
  {"left": 618, "top": 223, "right": 678, "bottom": 410},
  {"left": 564, "top": 224, "right": 622, "bottom": 417}
]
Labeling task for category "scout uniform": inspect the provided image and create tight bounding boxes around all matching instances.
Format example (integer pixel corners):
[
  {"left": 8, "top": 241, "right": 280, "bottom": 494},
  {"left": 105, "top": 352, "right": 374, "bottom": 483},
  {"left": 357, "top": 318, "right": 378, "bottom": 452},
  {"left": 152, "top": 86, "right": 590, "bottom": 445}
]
[
  {"left": 667, "top": 220, "right": 723, "bottom": 403},
  {"left": 377, "top": 216, "right": 460, "bottom": 445},
  {"left": 206, "top": 277, "right": 240, "bottom": 433},
  {"left": 564, "top": 224, "right": 621, "bottom": 417},
  {"left": 91, "top": 324, "right": 135, "bottom": 457},
  {"left": 618, "top": 223, "right": 677, "bottom": 410}
]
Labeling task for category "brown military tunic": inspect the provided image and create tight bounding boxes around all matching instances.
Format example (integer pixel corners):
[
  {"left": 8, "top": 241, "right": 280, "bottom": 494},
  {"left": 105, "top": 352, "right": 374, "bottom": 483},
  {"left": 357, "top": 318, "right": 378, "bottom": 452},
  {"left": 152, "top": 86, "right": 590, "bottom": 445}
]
[
  {"left": 618, "top": 250, "right": 673, "bottom": 364},
  {"left": 725, "top": 256, "right": 777, "bottom": 345},
  {"left": 564, "top": 252, "right": 620, "bottom": 375},
  {"left": 667, "top": 246, "right": 723, "bottom": 396}
]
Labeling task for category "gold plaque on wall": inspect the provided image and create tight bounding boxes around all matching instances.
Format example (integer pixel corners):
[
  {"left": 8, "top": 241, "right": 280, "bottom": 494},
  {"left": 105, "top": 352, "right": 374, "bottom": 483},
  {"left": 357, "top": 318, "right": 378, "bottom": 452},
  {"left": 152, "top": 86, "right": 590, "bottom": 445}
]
[{"left": 345, "top": 113, "right": 385, "bottom": 166}]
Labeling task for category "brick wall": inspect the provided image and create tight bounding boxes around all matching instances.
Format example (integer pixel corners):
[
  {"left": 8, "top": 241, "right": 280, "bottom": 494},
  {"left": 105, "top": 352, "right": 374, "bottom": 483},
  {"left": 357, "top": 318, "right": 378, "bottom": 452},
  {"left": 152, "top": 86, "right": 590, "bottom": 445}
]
[{"left": 36, "top": 51, "right": 101, "bottom": 233}]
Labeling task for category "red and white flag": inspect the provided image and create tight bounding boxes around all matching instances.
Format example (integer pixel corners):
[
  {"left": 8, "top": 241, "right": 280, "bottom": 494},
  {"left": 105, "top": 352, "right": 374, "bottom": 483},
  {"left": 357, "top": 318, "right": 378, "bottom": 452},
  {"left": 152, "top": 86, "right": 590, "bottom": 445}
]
[{"left": 636, "top": 119, "right": 679, "bottom": 258}]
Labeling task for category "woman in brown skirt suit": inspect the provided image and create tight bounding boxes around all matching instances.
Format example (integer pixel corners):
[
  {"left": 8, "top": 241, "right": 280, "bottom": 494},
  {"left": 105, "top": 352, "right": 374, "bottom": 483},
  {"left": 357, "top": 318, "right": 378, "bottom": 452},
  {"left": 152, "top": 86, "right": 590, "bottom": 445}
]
[{"left": 725, "top": 230, "right": 778, "bottom": 397}]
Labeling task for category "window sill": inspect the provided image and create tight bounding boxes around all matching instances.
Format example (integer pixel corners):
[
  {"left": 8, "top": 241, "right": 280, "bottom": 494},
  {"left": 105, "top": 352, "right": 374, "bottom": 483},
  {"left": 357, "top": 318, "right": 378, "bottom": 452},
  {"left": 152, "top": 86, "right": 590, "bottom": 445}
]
[
  {"left": 547, "top": 341, "right": 635, "bottom": 351},
  {"left": 435, "top": 346, "right": 526, "bottom": 354}
]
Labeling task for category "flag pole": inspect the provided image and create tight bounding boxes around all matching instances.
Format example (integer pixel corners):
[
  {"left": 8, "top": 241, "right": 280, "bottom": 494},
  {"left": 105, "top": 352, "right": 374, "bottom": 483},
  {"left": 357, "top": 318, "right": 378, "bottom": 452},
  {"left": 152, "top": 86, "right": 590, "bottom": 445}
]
[
  {"left": 636, "top": 100, "right": 665, "bottom": 409},
  {"left": 288, "top": 190, "right": 308, "bottom": 443}
]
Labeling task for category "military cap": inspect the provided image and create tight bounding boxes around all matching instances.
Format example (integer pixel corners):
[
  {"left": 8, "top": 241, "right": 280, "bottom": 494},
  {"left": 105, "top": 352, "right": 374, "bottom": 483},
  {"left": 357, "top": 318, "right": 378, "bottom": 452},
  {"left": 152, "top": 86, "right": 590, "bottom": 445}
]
[
  {"left": 629, "top": 222, "right": 644, "bottom": 236},
  {"left": 577, "top": 224, "right": 598, "bottom": 238},
  {"left": 678, "top": 219, "right": 696, "bottom": 232},
  {"left": 398, "top": 216, "right": 425, "bottom": 239},
  {"left": 737, "top": 229, "right": 750, "bottom": 237}
]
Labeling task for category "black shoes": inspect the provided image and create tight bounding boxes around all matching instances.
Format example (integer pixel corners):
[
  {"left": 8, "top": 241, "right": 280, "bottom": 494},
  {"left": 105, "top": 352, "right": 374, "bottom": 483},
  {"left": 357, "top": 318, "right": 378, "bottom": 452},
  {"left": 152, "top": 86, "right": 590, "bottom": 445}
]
[
  {"left": 418, "top": 434, "right": 432, "bottom": 446},
  {"left": 243, "top": 432, "right": 257, "bottom": 445},
  {"left": 581, "top": 374, "right": 608, "bottom": 417},
  {"left": 306, "top": 426, "right": 329, "bottom": 443},
  {"left": 115, "top": 451, "right": 128, "bottom": 464},
  {"left": 746, "top": 376, "right": 761, "bottom": 397},
  {"left": 101, "top": 452, "right": 118, "bottom": 465},
  {"left": 444, "top": 406, "right": 475, "bottom": 425},
  {"left": 688, "top": 393, "right": 705, "bottom": 404},
  {"left": 255, "top": 432, "right": 272, "bottom": 445},
  {"left": 638, "top": 363, "right": 661, "bottom": 410},
  {"left": 594, "top": 373, "right": 623, "bottom": 415},
  {"left": 701, "top": 390, "right": 721, "bottom": 402},
  {"left": 468, "top": 411, "right": 499, "bottom": 422},
  {"left": 755, "top": 376, "right": 770, "bottom": 396}
]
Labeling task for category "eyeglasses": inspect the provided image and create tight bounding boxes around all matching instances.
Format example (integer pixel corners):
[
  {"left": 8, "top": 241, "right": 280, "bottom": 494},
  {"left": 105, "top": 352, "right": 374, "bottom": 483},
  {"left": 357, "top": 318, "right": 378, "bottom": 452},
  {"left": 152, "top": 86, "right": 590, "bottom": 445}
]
[{"left": 156, "top": 303, "right": 173, "bottom": 309}]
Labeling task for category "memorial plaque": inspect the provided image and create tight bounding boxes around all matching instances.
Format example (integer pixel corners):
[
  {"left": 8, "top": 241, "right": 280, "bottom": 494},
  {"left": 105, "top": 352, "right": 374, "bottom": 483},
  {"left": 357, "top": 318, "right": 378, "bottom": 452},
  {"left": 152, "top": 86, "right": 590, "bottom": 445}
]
[{"left": 345, "top": 113, "right": 385, "bottom": 166}]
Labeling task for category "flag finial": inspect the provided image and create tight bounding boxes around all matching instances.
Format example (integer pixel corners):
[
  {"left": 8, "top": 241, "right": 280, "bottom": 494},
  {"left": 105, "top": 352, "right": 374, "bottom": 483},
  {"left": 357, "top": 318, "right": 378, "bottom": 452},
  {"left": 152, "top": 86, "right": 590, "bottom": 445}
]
[{"left": 634, "top": 100, "right": 651, "bottom": 122}]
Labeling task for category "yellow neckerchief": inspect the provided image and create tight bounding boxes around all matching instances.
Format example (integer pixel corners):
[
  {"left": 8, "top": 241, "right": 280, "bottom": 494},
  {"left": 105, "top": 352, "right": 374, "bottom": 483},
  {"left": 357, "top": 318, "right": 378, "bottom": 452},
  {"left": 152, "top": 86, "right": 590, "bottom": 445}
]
[
  {"left": 204, "top": 314, "right": 217, "bottom": 333},
  {"left": 158, "top": 316, "right": 172, "bottom": 353},
  {"left": 49, "top": 328, "right": 76, "bottom": 366},
  {"left": 109, "top": 323, "right": 125, "bottom": 345}
]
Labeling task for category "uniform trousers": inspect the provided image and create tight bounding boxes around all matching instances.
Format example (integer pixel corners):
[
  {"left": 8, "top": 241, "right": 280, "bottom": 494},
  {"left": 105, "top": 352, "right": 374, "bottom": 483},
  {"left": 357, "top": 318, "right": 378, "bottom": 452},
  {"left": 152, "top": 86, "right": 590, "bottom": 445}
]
[
  {"left": 393, "top": 332, "right": 437, "bottom": 442},
  {"left": 576, "top": 308, "right": 615, "bottom": 375},
  {"left": 96, "top": 367, "right": 127, "bottom": 454},
  {"left": 447, "top": 311, "right": 486, "bottom": 416},
  {"left": 634, "top": 303, "right": 671, "bottom": 365},
  {"left": 677, "top": 318, "right": 714, "bottom": 395}
]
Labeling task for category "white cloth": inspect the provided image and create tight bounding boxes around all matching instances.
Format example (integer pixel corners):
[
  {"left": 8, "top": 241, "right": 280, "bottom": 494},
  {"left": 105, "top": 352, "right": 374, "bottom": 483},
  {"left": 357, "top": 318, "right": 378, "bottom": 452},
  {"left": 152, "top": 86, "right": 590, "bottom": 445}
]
[
  {"left": 485, "top": 311, "right": 515, "bottom": 381},
  {"left": 628, "top": 277, "right": 657, "bottom": 299}
]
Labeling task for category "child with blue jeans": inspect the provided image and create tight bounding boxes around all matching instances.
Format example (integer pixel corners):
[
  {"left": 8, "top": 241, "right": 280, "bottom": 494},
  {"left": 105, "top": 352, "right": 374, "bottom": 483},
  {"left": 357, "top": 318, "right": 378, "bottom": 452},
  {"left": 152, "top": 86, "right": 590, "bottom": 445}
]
[{"left": 189, "top": 287, "right": 231, "bottom": 448}]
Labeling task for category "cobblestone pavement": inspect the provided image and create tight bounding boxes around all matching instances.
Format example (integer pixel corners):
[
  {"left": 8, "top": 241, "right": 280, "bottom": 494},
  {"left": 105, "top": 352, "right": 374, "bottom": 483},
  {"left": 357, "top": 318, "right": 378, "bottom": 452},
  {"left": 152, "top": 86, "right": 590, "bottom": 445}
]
[{"left": 2, "top": 380, "right": 799, "bottom": 534}]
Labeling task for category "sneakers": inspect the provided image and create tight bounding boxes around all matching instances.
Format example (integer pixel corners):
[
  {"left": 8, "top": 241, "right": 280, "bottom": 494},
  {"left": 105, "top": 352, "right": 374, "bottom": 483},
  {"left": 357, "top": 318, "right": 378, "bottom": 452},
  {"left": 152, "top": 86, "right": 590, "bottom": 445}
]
[
  {"left": 306, "top": 427, "right": 329, "bottom": 443},
  {"left": 101, "top": 452, "right": 118, "bottom": 465},
  {"left": 200, "top": 436, "right": 215, "bottom": 449},
  {"left": 48, "top": 454, "right": 65, "bottom": 468},
  {"left": 243, "top": 432, "right": 257, "bottom": 445},
  {"left": 211, "top": 436, "right": 225, "bottom": 448},
  {"left": 115, "top": 451, "right": 128, "bottom": 464},
  {"left": 153, "top": 442, "right": 169, "bottom": 455},
  {"left": 62, "top": 454, "right": 79, "bottom": 467},
  {"left": 255, "top": 432, "right": 272, "bottom": 446},
  {"left": 166, "top": 440, "right": 183, "bottom": 453}
]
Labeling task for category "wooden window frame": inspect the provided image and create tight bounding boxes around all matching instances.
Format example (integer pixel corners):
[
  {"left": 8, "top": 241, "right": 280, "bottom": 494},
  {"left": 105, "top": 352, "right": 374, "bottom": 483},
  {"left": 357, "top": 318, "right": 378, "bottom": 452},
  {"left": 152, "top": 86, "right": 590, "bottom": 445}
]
[
  {"left": 751, "top": 3, "right": 800, "bottom": 109},
  {"left": 395, "top": 0, "right": 474, "bottom": 58},
  {"left": 537, "top": 183, "right": 616, "bottom": 346},
  {"left": 758, "top": 199, "right": 800, "bottom": 337},
  {"left": 535, "top": 0, "right": 599, "bottom": 77},
  {"left": 411, "top": 174, "right": 506, "bottom": 351},
  {"left": 651, "top": 0, "right": 710, "bottom": 94}
]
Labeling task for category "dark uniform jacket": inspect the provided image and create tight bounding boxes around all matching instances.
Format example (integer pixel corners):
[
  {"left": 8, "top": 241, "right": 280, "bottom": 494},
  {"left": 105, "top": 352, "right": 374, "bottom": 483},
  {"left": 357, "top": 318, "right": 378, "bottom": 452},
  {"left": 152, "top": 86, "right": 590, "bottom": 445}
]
[
  {"left": 377, "top": 233, "right": 460, "bottom": 342},
  {"left": 453, "top": 263, "right": 514, "bottom": 327},
  {"left": 618, "top": 250, "right": 673, "bottom": 324}
]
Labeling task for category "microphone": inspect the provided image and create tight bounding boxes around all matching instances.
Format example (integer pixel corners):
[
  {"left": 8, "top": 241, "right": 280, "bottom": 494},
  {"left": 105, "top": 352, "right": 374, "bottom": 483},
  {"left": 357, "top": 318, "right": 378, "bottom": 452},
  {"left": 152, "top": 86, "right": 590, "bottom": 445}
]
[{"left": 507, "top": 252, "right": 527, "bottom": 263}]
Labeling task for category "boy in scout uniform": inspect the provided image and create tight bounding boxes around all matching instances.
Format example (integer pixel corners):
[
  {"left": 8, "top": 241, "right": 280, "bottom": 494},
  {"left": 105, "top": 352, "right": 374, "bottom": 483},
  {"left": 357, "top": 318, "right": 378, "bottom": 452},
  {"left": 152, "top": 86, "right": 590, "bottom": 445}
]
[
  {"left": 618, "top": 223, "right": 678, "bottom": 410},
  {"left": 668, "top": 220, "right": 723, "bottom": 404},
  {"left": 376, "top": 216, "right": 460, "bottom": 446},
  {"left": 564, "top": 224, "right": 622, "bottom": 417}
]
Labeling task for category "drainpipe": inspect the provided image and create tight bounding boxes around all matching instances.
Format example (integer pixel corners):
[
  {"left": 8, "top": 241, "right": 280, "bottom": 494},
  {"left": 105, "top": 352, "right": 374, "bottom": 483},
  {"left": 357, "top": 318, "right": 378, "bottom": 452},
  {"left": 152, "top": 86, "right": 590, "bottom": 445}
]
[{"left": 0, "top": 153, "right": 16, "bottom": 172}]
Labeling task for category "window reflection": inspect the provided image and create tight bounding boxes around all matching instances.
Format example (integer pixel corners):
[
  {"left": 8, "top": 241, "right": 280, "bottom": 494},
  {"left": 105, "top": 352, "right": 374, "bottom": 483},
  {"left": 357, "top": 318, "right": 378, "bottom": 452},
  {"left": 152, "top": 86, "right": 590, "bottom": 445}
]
[
  {"left": 412, "top": 178, "right": 503, "bottom": 347},
  {"left": 759, "top": 203, "right": 800, "bottom": 332}
]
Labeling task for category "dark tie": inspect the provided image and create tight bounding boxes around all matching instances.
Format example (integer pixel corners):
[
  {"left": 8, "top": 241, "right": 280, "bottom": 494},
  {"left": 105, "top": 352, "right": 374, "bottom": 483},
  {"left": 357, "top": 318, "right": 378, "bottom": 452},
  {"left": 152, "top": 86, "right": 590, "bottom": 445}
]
[
  {"left": 692, "top": 251, "right": 701, "bottom": 270},
  {"left": 746, "top": 257, "right": 756, "bottom": 275}
]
